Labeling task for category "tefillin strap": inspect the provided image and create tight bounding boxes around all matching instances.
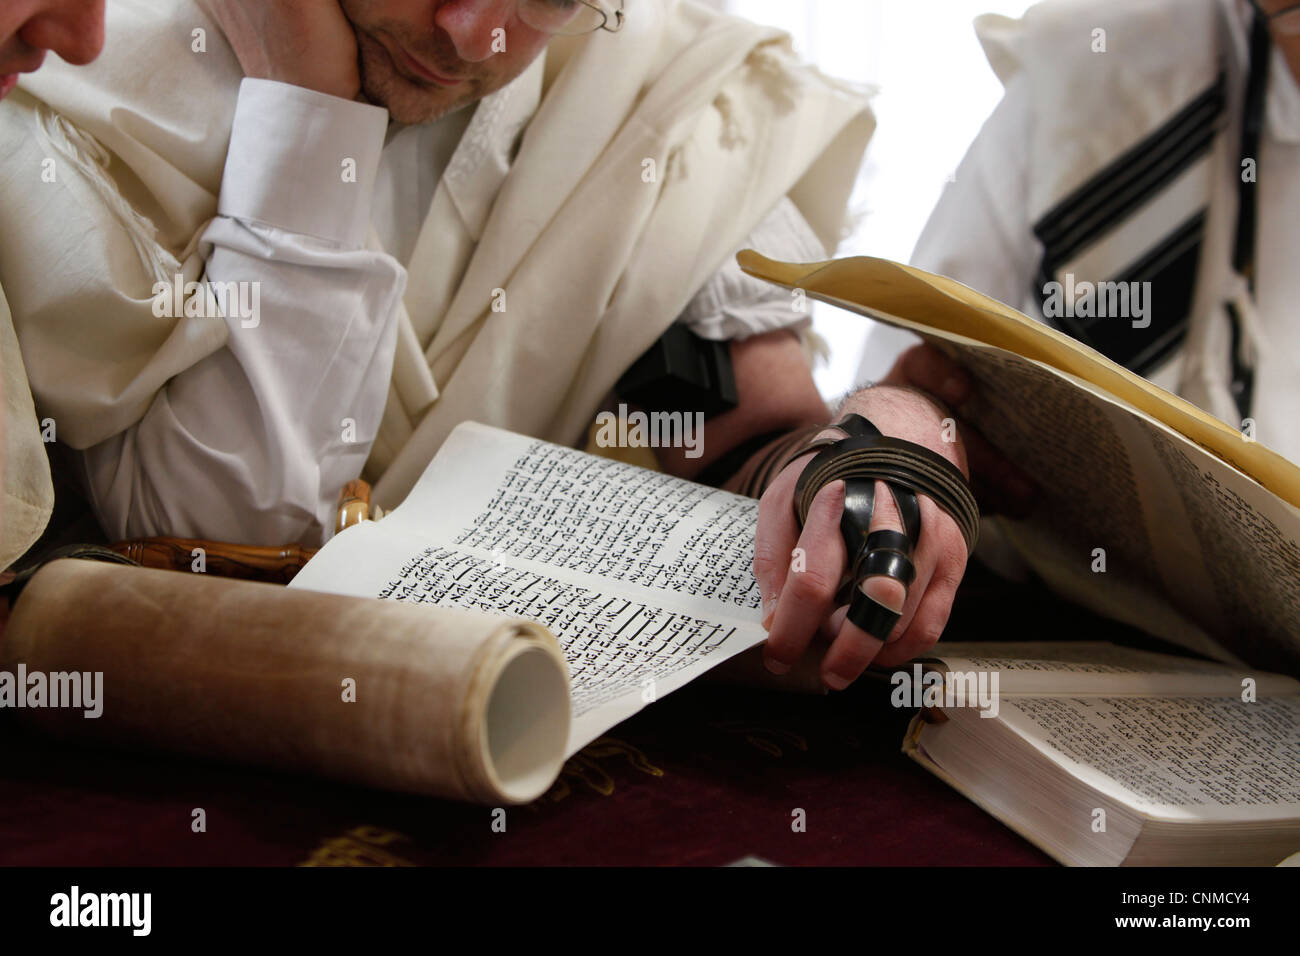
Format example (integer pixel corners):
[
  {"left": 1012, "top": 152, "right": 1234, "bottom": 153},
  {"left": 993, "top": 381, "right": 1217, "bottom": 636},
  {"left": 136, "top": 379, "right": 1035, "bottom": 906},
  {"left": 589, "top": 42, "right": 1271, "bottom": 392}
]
[{"left": 786, "top": 414, "right": 978, "bottom": 640}]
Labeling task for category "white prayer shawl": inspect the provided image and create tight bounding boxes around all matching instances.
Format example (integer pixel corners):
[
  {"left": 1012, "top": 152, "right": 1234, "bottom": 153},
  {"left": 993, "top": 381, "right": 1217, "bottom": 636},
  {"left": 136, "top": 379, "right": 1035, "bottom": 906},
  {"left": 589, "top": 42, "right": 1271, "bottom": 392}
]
[
  {"left": 973, "top": 0, "right": 1259, "bottom": 431},
  {"left": 1, "top": 289, "right": 53, "bottom": 570},
  {"left": 0, "top": 0, "right": 872, "bottom": 562}
]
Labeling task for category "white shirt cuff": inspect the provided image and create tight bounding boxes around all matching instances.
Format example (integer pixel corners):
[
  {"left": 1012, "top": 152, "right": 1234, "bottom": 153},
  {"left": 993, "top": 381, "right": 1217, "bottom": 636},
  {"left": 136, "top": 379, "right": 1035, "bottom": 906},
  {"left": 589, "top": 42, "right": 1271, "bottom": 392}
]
[
  {"left": 677, "top": 196, "right": 826, "bottom": 341},
  {"left": 218, "top": 78, "right": 388, "bottom": 247}
]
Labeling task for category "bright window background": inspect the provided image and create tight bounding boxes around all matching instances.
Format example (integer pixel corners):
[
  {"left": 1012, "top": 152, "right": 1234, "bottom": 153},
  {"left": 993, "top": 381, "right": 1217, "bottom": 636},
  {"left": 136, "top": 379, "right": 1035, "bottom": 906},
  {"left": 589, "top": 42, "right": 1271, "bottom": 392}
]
[{"left": 710, "top": 0, "right": 1035, "bottom": 398}]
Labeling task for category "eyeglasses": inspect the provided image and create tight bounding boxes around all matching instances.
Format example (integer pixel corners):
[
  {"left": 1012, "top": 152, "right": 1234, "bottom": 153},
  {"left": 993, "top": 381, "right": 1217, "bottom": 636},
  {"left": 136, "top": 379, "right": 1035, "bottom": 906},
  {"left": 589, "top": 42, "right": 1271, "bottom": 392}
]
[{"left": 516, "top": 0, "right": 625, "bottom": 36}]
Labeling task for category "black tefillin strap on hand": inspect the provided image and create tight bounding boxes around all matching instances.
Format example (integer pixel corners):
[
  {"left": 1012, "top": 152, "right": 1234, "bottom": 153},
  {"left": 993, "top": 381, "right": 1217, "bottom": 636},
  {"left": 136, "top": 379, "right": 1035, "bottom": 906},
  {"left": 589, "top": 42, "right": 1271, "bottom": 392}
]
[{"left": 785, "top": 414, "right": 980, "bottom": 641}]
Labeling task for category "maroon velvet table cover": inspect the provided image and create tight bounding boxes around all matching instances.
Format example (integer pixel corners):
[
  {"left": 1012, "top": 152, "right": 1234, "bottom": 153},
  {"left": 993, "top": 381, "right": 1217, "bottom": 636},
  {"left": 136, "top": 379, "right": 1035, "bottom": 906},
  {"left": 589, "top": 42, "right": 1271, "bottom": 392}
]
[{"left": 2, "top": 562, "right": 1159, "bottom": 866}]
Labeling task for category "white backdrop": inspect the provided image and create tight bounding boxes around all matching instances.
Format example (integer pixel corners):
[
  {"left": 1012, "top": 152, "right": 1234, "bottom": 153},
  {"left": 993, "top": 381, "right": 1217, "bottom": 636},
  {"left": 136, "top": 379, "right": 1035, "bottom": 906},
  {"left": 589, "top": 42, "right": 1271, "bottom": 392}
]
[{"left": 706, "top": 0, "right": 1036, "bottom": 398}]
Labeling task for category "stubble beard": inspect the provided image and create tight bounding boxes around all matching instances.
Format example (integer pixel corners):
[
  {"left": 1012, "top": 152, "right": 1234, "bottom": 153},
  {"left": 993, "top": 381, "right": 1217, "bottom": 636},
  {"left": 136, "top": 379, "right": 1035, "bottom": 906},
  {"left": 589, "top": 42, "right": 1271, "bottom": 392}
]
[{"left": 355, "top": 28, "right": 482, "bottom": 125}]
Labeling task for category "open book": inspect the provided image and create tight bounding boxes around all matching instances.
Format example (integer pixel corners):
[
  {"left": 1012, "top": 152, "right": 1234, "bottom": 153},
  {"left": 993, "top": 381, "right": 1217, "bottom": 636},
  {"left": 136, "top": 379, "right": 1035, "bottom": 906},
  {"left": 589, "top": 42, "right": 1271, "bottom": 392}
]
[
  {"left": 903, "top": 641, "right": 1300, "bottom": 866},
  {"left": 738, "top": 251, "right": 1300, "bottom": 677},
  {"left": 291, "top": 421, "right": 770, "bottom": 793}
]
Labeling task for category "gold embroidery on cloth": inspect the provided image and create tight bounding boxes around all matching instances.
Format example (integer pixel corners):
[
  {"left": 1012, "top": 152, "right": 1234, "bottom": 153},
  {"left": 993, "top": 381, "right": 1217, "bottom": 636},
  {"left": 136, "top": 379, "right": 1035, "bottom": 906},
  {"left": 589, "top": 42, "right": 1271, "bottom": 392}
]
[
  {"left": 539, "top": 737, "right": 664, "bottom": 803},
  {"left": 298, "top": 825, "right": 417, "bottom": 867},
  {"left": 709, "top": 720, "right": 809, "bottom": 758}
]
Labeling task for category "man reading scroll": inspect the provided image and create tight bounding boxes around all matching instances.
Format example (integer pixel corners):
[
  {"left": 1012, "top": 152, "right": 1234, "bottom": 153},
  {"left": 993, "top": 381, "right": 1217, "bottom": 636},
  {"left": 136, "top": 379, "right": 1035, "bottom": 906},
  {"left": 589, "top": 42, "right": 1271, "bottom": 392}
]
[{"left": 0, "top": 0, "right": 996, "bottom": 691}]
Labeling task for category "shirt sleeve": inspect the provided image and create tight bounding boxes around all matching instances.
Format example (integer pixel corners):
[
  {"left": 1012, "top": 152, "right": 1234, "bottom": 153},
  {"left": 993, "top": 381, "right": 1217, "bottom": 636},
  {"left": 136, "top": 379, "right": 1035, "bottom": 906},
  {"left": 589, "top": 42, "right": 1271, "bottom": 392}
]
[
  {"left": 675, "top": 195, "right": 826, "bottom": 342},
  {"left": 79, "top": 79, "right": 407, "bottom": 547},
  {"left": 909, "top": 73, "right": 1039, "bottom": 314}
]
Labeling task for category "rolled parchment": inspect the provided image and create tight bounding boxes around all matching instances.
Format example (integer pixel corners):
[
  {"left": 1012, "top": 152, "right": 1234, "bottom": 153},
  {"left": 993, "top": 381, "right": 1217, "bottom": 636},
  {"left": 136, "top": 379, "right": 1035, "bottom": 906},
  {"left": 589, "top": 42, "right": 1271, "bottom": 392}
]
[{"left": 1, "top": 559, "right": 570, "bottom": 804}]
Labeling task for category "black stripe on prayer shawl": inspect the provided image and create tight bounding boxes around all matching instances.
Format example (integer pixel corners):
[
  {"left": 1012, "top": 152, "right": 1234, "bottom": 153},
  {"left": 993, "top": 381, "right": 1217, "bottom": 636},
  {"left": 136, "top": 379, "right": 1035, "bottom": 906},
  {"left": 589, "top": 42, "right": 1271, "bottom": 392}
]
[
  {"left": 1033, "top": 73, "right": 1227, "bottom": 271},
  {"left": 1030, "top": 74, "right": 1227, "bottom": 374},
  {"left": 1049, "top": 211, "right": 1205, "bottom": 376}
]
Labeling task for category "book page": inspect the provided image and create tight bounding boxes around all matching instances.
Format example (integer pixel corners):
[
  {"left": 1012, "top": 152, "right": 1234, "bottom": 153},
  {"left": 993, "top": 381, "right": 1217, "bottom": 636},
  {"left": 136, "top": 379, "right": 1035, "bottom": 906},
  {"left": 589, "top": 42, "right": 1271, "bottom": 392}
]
[
  {"left": 291, "top": 422, "right": 768, "bottom": 756},
  {"left": 954, "top": 343, "right": 1300, "bottom": 677},
  {"left": 996, "top": 695, "right": 1300, "bottom": 821},
  {"left": 923, "top": 641, "right": 1300, "bottom": 696}
]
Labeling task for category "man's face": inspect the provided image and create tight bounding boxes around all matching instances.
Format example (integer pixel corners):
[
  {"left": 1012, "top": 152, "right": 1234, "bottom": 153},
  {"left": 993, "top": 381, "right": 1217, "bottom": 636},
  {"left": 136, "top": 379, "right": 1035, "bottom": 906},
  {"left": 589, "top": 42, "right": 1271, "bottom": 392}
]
[
  {"left": 0, "top": 0, "right": 105, "bottom": 101},
  {"left": 341, "top": 0, "right": 557, "bottom": 125},
  {"left": 1259, "top": 0, "right": 1300, "bottom": 88}
]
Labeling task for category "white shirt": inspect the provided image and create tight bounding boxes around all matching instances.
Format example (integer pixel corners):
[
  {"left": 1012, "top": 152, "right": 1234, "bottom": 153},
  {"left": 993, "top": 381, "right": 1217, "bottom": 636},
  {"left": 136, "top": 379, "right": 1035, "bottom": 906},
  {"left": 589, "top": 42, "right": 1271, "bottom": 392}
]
[
  {"left": 80, "top": 76, "right": 821, "bottom": 547},
  {"left": 907, "top": 45, "right": 1300, "bottom": 464}
]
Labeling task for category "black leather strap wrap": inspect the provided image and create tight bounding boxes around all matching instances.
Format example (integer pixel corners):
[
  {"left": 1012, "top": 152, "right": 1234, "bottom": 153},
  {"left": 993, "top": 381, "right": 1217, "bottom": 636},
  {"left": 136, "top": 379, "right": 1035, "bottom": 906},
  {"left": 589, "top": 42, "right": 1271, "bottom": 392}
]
[
  {"left": 847, "top": 590, "right": 902, "bottom": 639},
  {"left": 854, "top": 548, "right": 915, "bottom": 588},
  {"left": 785, "top": 412, "right": 979, "bottom": 642},
  {"left": 793, "top": 431, "right": 979, "bottom": 556},
  {"left": 865, "top": 529, "right": 913, "bottom": 556}
]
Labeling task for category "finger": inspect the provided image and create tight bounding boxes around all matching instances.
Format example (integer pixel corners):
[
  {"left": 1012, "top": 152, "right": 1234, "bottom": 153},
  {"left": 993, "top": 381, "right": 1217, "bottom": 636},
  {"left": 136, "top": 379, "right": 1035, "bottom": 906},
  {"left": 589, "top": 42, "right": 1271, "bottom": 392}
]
[
  {"left": 819, "top": 609, "right": 883, "bottom": 690},
  {"left": 763, "top": 479, "right": 846, "bottom": 675},
  {"left": 882, "top": 343, "right": 971, "bottom": 407},
  {"left": 823, "top": 604, "right": 848, "bottom": 639},
  {"left": 874, "top": 545, "right": 968, "bottom": 667},
  {"left": 819, "top": 480, "right": 933, "bottom": 688},
  {"left": 753, "top": 457, "right": 809, "bottom": 628},
  {"left": 706, "top": 639, "right": 830, "bottom": 694},
  {"left": 861, "top": 479, "right": 924, "bottom": 641}
]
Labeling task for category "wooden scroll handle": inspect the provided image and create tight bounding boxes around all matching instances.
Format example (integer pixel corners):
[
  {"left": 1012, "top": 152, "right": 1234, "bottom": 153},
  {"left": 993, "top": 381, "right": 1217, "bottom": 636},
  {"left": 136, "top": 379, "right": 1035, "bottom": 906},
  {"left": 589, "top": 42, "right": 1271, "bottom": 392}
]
[
  {"left": 107, "top": 480, "right": 373, "bottom": 583},
  {"left": 107, "top": 537, "right": 318, "bottom": 584}
]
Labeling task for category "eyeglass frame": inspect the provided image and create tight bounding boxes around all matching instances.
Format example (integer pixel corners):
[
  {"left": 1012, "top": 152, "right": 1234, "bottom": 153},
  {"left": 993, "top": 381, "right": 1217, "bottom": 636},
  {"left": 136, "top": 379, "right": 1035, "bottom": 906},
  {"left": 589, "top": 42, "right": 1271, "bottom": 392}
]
[
  {"left": 580, "top": 0, "right": 625, "bottom": 33},
  {"left": 522, "top": 0, "right": 625, "bottom": 36}
]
